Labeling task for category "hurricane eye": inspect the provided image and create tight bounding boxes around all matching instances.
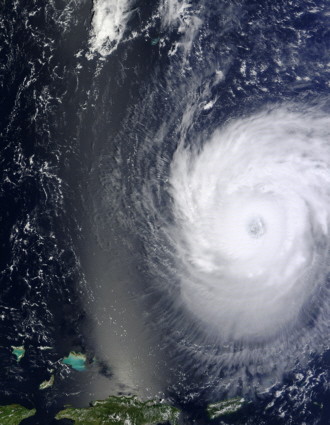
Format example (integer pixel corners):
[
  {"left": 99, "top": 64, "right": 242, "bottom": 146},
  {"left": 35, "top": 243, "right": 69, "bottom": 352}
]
[{"left": 247, "top": 217, "right": 266, "bottom": 238}]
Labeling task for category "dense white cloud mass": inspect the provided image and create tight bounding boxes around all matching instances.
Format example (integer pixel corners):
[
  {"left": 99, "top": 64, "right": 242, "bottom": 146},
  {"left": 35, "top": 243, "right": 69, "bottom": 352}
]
[
  {"left": 169, "top": 107, "right": 330, "bottom": 342},
  {"left": 89, "top": 0, "right": 201, "bottom": 57},
  {"left": 89, "top": 0, "right": 135, "bottom": 56}
]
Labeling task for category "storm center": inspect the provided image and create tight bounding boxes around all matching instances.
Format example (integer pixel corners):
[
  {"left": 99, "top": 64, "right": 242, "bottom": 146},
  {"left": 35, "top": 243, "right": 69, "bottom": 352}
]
[{"left": 247, "top": 216, "right": 266, "bottom": 239}]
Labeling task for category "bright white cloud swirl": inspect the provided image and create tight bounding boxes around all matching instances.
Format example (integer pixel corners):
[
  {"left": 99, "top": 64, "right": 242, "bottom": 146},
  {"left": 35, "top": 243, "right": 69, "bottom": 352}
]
[{"left": 169, "top": 107, "right": 330, "bottom": 343}]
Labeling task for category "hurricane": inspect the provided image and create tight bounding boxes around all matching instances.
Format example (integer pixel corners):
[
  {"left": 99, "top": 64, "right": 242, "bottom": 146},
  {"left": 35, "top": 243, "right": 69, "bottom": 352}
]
[
  {"left": 120, "top": 104, "right": 330, "bottom": 398},
  {"left": 169, "top": 106, "right": 330, "bottom": 343},
  {"left": 4, "top": 0, "right": 330, "bottom": 421},
  {"left": 87, "top": 0, "right": 330, "bottom": 417}
]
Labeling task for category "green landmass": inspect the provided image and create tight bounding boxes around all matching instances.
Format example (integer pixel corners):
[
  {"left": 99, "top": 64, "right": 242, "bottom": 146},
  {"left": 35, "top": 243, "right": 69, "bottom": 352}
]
[
  {"left": 11, "top": 346, "right": 25, "bottom": 362},
  {"left": 55, "top": 395, "right": 180, "bottom": 425},
  {"left": 207, "top": 397, "right": 244, "bottom": 419},
  {"left": 39, "top": 374, "right": 54, "bottom": 390},
  {"left": 0, "top": 404, "right": 36, "bottom": 424},
  {"left": 63, "top": 351, "right": 86, "bottom": 372}
]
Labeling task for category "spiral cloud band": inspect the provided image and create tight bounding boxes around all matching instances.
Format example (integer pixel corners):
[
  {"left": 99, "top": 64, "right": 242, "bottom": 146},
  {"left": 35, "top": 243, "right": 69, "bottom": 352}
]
[{"left": 169, "top": 107, "right": 330, "bottom": 342}]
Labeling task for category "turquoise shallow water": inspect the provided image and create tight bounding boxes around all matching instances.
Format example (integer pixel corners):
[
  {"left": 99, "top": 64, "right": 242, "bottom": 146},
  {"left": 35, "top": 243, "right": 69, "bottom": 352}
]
[{"left": 63, "top": 352, "right": 87, "bottom": 372}]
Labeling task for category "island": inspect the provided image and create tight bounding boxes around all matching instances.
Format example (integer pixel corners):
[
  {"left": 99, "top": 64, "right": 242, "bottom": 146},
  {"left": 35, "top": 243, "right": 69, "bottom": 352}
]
[
  {"left": 11, "top": 346, "right": 25, "bottom": 363},
  {"left": 0, "top": 404, "right": 36, "bottom": 424},
  {"left": 39, "top": 374, "right": 54, "bottom": 390},
  {"left": 63, "top": 351, "right": 86, "bottom": 372},
  {"left": 55, "top": 395, "right": 180, "bottom": 424},
  {"left": 207, "top": 397, "right": 244, "bottom": 419}
]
